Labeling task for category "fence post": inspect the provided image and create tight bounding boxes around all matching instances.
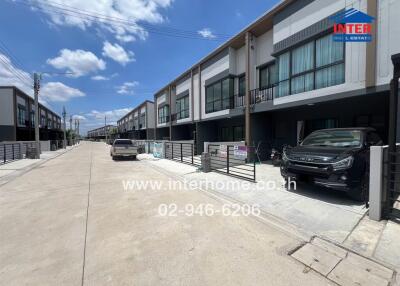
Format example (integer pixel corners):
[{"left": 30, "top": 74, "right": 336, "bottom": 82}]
[
  {"left": 191, "top": 144, "right": 194, "bottom": 164},
  {"left": 3, "top": 145, "right": 5, "bottom": 163},
  {"left": 253, "top": 147, "right": 256, "bottom": 181},
  {"left": 180, "top": 143, "right": 183, "bottom": 162},
  {"left": 171, "top": 143, "right": 173, "bottom": 160},
  {"left": 12, "top": 144, "right": 14, "bottom": 160},
  {"left": 369, "top": 146, "right": 384, "bottom": 221},
  {"left": 227, "top": 146, "right": 230, "bottom": 174}
]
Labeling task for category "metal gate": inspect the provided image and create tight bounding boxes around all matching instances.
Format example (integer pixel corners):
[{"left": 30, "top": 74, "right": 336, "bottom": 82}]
[
  {"left": 207, "top": 144, "right": 256, "bottom": 182},
  {"left": 385, "top": 146, "right": 400, "bottom": 222},
  {"left": 165, "top": 142, "right": 201, "bottom": 167}
]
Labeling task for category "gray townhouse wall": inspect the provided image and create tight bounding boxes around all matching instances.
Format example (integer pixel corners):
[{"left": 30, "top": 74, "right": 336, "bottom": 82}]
[
  {"left": 151, "top": 0, "right": 400, "bottom": 156},
  {"left": 0, "top": 86, "right": 62, "bottom": 142},
  {"left": 116, "top": 100, "right": 155, "bottom": 140}
]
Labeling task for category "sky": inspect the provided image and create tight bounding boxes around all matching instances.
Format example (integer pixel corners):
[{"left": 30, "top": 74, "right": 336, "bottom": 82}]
[{"left": 0, "top": 0, "right": 280, "bottom": 135}]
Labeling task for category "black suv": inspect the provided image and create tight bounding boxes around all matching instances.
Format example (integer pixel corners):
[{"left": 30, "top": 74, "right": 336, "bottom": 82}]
[{"left": 280, "top": 128, "right": 383, "bottom": 201}]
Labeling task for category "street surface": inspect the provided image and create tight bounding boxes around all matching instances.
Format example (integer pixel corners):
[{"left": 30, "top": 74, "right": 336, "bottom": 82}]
[{"left": 0, "top": 142, "right": 335, "bottom": 285}]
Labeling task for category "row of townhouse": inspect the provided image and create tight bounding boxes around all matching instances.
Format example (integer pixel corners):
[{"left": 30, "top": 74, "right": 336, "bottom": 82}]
[
  {"left": 0, "top": 86, "right": 63, "bottom": 142},
  {"left": 87, "top": 125, "right": 117, "bottom": 140},
  {"left": 117, "top": 100, "right": 156, "bottom": 140},
  {"left": 150, "top": 0, "right": 400, "bottom": 156}
]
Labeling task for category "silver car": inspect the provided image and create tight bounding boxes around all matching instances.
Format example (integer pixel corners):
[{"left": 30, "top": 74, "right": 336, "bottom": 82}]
[{"left": 110, "top": 139, "right": 138, "bottom": 160}]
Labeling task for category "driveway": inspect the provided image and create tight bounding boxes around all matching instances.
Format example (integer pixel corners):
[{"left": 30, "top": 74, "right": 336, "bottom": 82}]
[{"left": 146, "top": 156, "right": 367, "bottom": 243}]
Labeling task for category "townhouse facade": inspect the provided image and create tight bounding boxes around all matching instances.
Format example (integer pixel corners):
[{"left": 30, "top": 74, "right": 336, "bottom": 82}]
[
  {"left": 152, "top": 0, "right": 400, "bottom": 155},
  {"left": 117, "top": 100, "right": 156, "bottom": 140},
  {"left": 0, "top": 86, "right": 62, "bottom": 142},
  {"left": 87, "top": 125, "right": 117, "bottom": 140}
]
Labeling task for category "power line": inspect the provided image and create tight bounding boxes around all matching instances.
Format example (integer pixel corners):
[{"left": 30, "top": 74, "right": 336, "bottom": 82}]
[
  {"left": 0, "top": 54, "right": 32, "bottom": 86},
  {"left": 0, "top": 43, "right": 33, "bottom": 84},
  {"left": 13, "top": 0, "right": 232, "bottom": 41},
  {"left": 36, "top": 0, "right": 232, "bottom": 38}
]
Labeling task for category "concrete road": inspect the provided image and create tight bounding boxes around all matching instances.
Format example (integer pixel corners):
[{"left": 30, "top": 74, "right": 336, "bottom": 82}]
[{"left": 0, "top": 142, "right": 334, "bottom": 286}]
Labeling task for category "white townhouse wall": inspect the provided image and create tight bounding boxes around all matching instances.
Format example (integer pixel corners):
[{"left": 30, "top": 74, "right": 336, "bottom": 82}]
[
  {"left": 273, "top": 0, "right": 369, "bottom": 105},
  {"left": 193, "top": 72, "right": 200, "bottom": 121},
  {"left": 200, "top": 51, "right": 230, "bottom": 119},
  {"left": 376, "top": 0, "right": 400, "bottom": 86},
  {"left": 156, "top": 92, "right": 168, "bottom": 127},
  {"left": 255, "top": 30, "right": 275, "bottom": 88},
  {"left": 175, "top": 76, "right": 192, "bottom": 123}
]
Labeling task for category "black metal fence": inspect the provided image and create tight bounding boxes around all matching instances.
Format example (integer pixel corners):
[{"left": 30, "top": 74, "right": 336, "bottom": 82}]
[
  {"left": 207, "top": 144, "right": 256, "bottom": 181},
  {"left": 386, "top": 146, "right": 400, "bottom": 222},
  {"left": 0, "top": 142, "right": 37, "bottom": 165},
  {"left": 165, "top": 142, "right": 201, "bottom": 167}
]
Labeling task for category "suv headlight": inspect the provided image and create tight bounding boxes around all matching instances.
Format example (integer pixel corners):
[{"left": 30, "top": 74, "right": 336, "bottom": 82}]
[
  {"left": 282, "top": 151, "right": 289, "bottom": 163},
  {"left": 332, "top": 156, "right": 354, "bottom": 171}
]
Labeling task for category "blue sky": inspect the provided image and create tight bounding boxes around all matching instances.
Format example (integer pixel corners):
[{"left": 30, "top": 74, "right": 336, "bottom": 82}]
[{"left": 0, "top": 0, "right": 279, "bottom": 134}]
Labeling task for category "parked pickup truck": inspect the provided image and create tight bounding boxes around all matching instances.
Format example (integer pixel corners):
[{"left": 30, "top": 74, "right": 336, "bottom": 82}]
[
  {"left": 280, "top": 128, "right": 383, "bottom": 201},
  {"left": 110, "top": 139, "right": 138, "bottom": 160}
]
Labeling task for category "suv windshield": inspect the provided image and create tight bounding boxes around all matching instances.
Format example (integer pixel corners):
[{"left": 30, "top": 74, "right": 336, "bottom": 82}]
[
  {"left": 301, "top": 130, "right": 362, "bottom": 147},
  {"left": 114, "top": 140, "right": 132, "bottom": 146}
]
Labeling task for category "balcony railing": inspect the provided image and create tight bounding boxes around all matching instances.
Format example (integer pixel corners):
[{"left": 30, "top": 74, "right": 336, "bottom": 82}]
[{"left": 250, "top": 85, "right": 276, "bottom": 104}]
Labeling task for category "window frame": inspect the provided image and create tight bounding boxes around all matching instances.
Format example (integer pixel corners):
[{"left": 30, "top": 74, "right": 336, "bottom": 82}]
[
  {"left": 176, "top": 95, "right": 190, "bottom": 120},
  {"left": 276, "top": 32, "right": 345, "bottom": 98},
  {"left": 17, "top": 104, "right": 26, "bottom": 126},
  {"left": 259, "top": 62, "right": 277, "bottom": 90},
  {"left": 158, "top": 105, "right": 169, "bottom": 124},
  {"left": 205, "top": 76, "right": 234, "bottom": 114}
]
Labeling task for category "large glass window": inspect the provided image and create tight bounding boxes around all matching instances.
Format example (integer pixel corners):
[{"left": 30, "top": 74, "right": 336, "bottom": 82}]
[
  {"left": 139, "top": 113, "right": 146, "bottom": 128},
  {"left": 30, "top": 111, "right": 35, "bottom": 127},
  {"left": 259, "top": 64, "right": 277, "bottom": 90},
  {"left": 158, "top": 105, "right": 169, "bottom": 124},
  {"left": 277, "top": 52, "right": 290, "bottom": 97},
  {"left": 176, "top": 95, "right": 189, "bottom": 120},
  {"left": 17, "top": 105, "right": 26, "bottom": 126},
  {"left": 276, "top": 34, "right": 344, "bottom": 98},
  {"left": 205, "top": 77, "right": 233, "bottom": 113}
]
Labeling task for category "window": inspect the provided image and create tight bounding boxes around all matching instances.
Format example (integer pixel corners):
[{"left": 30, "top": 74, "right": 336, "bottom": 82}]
[
  {"left": 238, "top": 75, "right": 245, "bottom": 97},
  {"left": 276, "top": 33, "right": 344, "bottom": 98},
  {"left": 176, "top": 95, "right": 189, "bottom": 119},
  {"left": 30, "top": 111, "right": 35, "bottom": 127},
  {"left": 158, "top": 105, "right": 169, "bottom": 124},
  {"left": 17, "top": 105, "right": 26, "bottom": 126},
  {"left": 139, "top": 113, "right": 146, "bottom": 128},
  {"left": 205, "top": 77, "right": 233, "bottom": 113},
  {"left": 259, "top": 63, "right": 277, "bottom": 90}
]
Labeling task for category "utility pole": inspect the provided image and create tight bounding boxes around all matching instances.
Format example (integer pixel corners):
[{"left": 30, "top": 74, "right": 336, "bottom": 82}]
[
  {"left": 69, "top": 115, "right": 73, "bottom": 145},
  {"left": 62, "top": 107, "right": 67, "bottom": 149},
  {"left": 105, "top": 115, "right": 108, "bottom": 142},
  {"left": 33, "top": 73, "right": 41, "bottom": 159}
]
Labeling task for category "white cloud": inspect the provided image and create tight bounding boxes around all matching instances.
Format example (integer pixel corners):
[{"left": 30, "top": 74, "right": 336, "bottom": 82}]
[
  {"left": 29, "top": 0, "right": 173, "bottom": 42},
  {"left": 0, "top": 53, "right": 33, "bottom": 95},
  {"left": 72, "top": 114, "right": 87, "bottom": 120},
  {"left": 116, "top": 81, "right": 139, "bottom": 94},
  {"left": 198, "top": 28, "right": 216, "bottom": 39},
  {"left": 91, "top": 75, "right": 109, "bottom": 81},
  {"left": 47, "top": 49, "right": 106, "bottom": 77},
  {"left": 102, "top": 41, "right": 135, "bottom": 66},
  {"left": 40, "top": 82, "right": 86, "bottom": 102}
]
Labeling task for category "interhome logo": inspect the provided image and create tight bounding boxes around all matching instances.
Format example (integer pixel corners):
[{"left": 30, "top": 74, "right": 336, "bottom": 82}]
[{"left": 330, "top": 8, "right": 375, "bottom": 42}]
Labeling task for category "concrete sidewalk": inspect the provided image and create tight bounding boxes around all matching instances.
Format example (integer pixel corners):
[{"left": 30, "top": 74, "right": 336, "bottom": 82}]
[{"left": 0, "top": 145, "right": 78, "bottom": 186}]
